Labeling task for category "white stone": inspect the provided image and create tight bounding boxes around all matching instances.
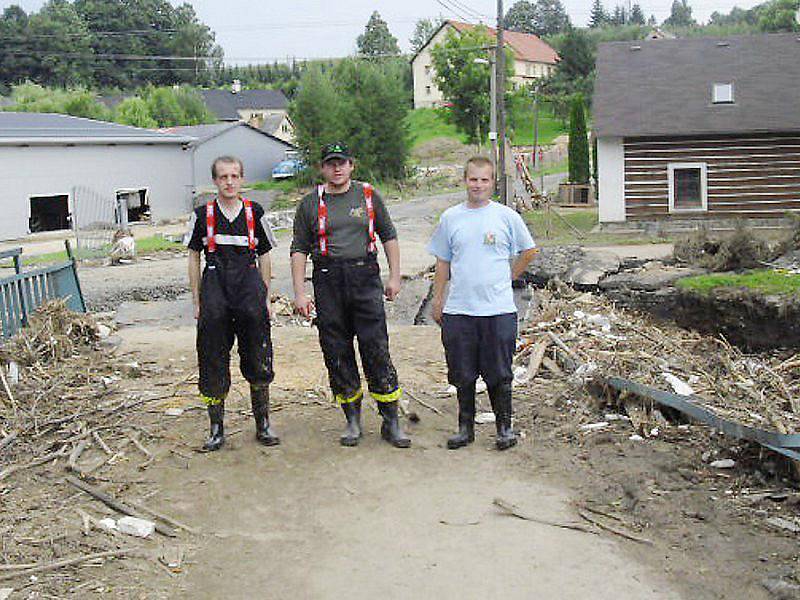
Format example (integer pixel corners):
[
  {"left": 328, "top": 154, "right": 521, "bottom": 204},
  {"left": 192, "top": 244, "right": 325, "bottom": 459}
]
[
  {"left": 0, "top": 588, "right": 14, "bottom": 600},
  {"left": 580, "top": 422, "right": 609, "bottom": 432},
  {"left": 98, "top": 518, "right": 117, "bottom": 531},
  {"left": 710, "top": 459, "right": 736, "bottom": 469},
  {"left": 117, "top": 516, "right": 155, "bottom": 538},
  {"left": 474, "top": 412, "right": 496, "bottom": 425},
  {"left": 165, "top": 407, "right": 184, "bottom": 417}
]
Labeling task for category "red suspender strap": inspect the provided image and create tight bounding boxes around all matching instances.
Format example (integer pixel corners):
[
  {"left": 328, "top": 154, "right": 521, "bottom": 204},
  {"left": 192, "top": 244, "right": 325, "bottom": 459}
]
[
  {"left": 363, "top": 183, "right": 377, "bottom": 254},
  {"left": 317, "top": 185, "right": 329, "bottom": 256},
  {"left": 242, "top": 199, "right": 256, "bottom": 251},
  {"left": 206, "top": 202, "right": 216, "bottom": 253}
]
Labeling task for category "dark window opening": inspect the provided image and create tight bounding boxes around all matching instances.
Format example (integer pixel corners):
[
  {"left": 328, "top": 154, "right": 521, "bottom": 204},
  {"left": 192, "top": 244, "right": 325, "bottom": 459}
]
[
  {"left": 29, "top": 195, "right": 70, "bottom": 233},
  {"left": 117, "top": 189, "right": 150, "bottom": 223},
  {"left": 674, "top": 168, "right": 703, "bottom": 209}
]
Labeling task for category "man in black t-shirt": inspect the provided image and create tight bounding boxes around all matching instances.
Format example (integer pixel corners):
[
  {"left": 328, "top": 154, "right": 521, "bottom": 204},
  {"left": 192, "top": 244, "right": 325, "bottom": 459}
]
[
  {"left": 186, "top": 155, "right": 279, "bottom": 451},
  {"left": 290, "top": 142, "right": 410, "bottom": 448}
]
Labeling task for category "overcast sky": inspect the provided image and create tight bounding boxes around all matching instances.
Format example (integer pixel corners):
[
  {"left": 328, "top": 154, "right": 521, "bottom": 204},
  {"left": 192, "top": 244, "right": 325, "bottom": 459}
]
[{"left": 3, "top": 0, "right": 767, "bottom": 63}]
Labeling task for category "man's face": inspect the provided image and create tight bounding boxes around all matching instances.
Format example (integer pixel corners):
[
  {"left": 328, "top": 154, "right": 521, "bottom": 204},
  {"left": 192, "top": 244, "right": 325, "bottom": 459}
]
[
  {"left": 465, "top": 163, "right": 494, "bottom": 203},
  {"left": 321, "top": 158, "right": 354, "bottom": 187},
  {"left": 213, "top": 161, "right": 242, "bottom": 201}
]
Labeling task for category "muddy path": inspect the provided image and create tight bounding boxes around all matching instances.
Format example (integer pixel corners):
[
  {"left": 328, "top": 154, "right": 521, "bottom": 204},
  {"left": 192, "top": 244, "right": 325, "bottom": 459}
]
[{"left": 116, "top": 324, "right": 683, "bottom": 599}]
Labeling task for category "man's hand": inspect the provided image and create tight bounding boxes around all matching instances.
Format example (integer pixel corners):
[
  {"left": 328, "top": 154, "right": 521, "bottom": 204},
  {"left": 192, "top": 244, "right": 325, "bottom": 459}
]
[
  {"left": 294, "top": 293, "right": 314, "bottom": 317},
  {"left": 384, "top": 275, "right": 401, "bottom": 301},
  {"left": 431, "top": 297, "right": 444, "bottom": 325},
  {"left": 193, "top": 302, "right": 200, "bottom": 320}
]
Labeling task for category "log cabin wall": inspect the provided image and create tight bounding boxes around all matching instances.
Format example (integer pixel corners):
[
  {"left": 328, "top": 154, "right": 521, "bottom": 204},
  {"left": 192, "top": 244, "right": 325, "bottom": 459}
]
[{"left": 624, "top": 134, "right": 800, "bottom": 220}]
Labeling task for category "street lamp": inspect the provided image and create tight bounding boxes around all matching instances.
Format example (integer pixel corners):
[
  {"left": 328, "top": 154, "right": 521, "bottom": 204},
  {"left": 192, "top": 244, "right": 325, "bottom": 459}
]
[{"left": 473, "top": 51, "right": 498, "bottom": 184}]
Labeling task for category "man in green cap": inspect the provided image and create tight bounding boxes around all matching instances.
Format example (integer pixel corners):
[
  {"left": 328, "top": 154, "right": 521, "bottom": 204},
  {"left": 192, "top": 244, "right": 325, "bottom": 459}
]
[{"left": 290, "top": 142, "right": 409, "bottom": 448}]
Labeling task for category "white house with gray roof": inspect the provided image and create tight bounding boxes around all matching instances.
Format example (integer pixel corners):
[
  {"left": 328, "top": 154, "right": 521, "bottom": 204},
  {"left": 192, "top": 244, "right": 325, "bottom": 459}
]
[
  {"left": 594, "top": 34, "right": 800, "bottom": 224},
  {"left": 162, "top": 122, "right": 295, "bottom": 191},
  {"left": 0, "top": 112, "right": 193, "bottom": 240}
]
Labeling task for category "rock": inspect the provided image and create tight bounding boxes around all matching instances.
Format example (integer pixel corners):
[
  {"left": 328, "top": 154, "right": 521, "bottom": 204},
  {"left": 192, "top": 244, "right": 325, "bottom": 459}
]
[
  {"left": 762, "top": 577, "right": 800, "bottom": 599},
  {"left": 98, "top": 517, "right": 118, "bottom": 531},
  {"left": 0, "top": 589, "right": 14, "bottom": 600},
  {"left": 580, "top": 422, "right": 609, "bottom": 432},
  {"left": 117, "top": 516, "right": 155, "bottom": 538},
  {"left": 766, "top": 517, "right": 800, "bottom": 534},
  {"left": 475, "top": 412, "right": 496, "bottom": 425},
  {"left": 165, "top": 407, "right": 184, "bottom": 417},
  {"left": 710, "top": 459, "right": 736, "bottom": 469},
  {"left": 599, "top": 264, "right": 704, "bottom": 292},
  {"left": 566, "top": 250, "right": 621, "bottom": 288},
  {"left": 97, "top": 324, "right": 112, "bottom": 339}
]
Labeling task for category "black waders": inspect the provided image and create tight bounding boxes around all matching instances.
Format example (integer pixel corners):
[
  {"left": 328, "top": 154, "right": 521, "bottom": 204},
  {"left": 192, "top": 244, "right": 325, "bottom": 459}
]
[
  {"left": 377, "top": 401, "right": 411, "bottom": 448},
  {"left": 203, "top": 402, "right": 225, "bottom": 451},
  {"left": 340, "top": 398, "right": 362, "bottom": 446},
  {"left": 251, "top": 385, "right": 280, "bottom": 446}
]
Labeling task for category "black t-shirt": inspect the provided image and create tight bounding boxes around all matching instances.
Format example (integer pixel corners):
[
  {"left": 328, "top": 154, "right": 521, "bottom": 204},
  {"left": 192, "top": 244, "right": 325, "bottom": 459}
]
[
  {"left": 290, "top": 182, "right": 397, "bottom": 260},
  {"left": 186, "top": 199, "right": 276, "bottom": 261}
]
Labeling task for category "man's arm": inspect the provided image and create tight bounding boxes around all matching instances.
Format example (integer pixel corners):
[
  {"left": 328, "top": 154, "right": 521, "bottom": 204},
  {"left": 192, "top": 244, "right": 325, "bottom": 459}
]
[
  {"left": 430, "top": 257, "right": 450, "bottom": 325},
  {"left": 291, "top": 251, "right": 314, "bottom": 317},
  {"left": 382, "top": 238, "right": 401, "bottom": 301},
  {"left": 511, "top": 248, "right": 539, "bottom": 280},
  {"left": 188, "top": 249, "right": 201, "bottom": 319},
  {"left": 257, "top": 252, "right": 271, "bottom": 292}
]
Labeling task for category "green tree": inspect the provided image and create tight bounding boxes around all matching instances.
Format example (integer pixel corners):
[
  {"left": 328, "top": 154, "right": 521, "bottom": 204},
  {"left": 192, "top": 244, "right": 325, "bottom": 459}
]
[
  {"left": 663, "top": 0, "right": 696, "bottom": 28},
  {"left": 173, "top": 86, "right": 215, "bottom": 125},
  {"left": 6, "top": 83, "right": 109, "bottom": 119},
  {"left": 568, "top": 95, "right": 589, "bottom": 184},
  {"left": 289, "top": 65, "right": 344, "bottom": 167},
  {"left": 629, "top": 4, "right": 646, "bottom": 25},
  {"left": 27, "top": 0, "right": 94, "bottom": 87},
  {"left": 62, "top": 89, "right": 110, "bottom": 119},
  {"left": 357, "top": 11, "right": 400, "bottom": 58},
  {"left": 144, "top": 87, "right": 183, "bottom": 127},
  {"left": 758, "top": 0, "right": 800, "bottom": 32},
  {"left": 589, "top": 0, "right": 608, "bottom": 28},
  {"left": 555, "top": 26, "right": 594, "bottom": 80},
  {"left": 0, "top": 6, "right": 34, "bottom": 88},
  {"left": 610, "top": 5, "right": 627, "bottom": 25},
  {"left": 505, "top": 0, "right": 570, "bottom": 36},
  {"left": 409, "top": 17, "right": 442, "bottom": 53},
  {"left": 115, "top": 97, "right": 157, "bottom": 128}
]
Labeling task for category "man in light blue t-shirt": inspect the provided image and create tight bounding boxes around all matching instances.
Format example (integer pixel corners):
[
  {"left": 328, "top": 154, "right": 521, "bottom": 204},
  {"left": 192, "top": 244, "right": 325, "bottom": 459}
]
[{"left": 428, "top": 156, "right": 538, "bottom": 450}]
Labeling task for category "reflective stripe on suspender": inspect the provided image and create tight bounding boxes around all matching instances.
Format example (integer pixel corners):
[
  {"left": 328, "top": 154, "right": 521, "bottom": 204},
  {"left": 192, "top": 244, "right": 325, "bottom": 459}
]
[
  {"left": 206, "top": 199, "right": 256, "bottom": 253},
  {"left": 317, "top": 182, "right": 376, "bottom": 256}
]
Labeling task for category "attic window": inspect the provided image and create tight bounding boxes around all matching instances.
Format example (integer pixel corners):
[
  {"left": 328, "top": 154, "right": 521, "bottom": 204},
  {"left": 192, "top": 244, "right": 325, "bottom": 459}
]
[{"left": 713, "top": 82, "right": 734, "bottom": 104}]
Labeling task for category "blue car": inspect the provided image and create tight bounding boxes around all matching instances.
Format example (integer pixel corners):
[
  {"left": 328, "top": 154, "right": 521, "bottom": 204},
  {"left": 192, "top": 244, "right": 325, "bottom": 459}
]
[{"left": 272, "top": 154, "right": 305, "bottom": 179}]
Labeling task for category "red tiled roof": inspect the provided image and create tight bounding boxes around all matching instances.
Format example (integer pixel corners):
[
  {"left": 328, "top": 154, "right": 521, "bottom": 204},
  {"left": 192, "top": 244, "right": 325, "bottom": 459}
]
[{"left": 448, "top": 20, "right": 559, "bottom": 65}]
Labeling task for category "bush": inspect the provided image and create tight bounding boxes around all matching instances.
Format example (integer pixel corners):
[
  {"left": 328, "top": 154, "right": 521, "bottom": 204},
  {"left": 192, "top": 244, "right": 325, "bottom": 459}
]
[{"left": 674, "top": 221, "right": 770, "bottom": 272}]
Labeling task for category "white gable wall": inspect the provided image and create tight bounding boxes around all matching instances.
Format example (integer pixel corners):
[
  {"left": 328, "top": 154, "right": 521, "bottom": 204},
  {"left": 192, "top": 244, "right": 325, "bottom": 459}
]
[
  {"left": 0, "top": 143, "right": 191, "bottom": 240},
  {"left": 191, "top": 126, "right": 291, "bottom": 191},
  {"left": 597, "top": 137, "right": 626, "bottom": 223}
]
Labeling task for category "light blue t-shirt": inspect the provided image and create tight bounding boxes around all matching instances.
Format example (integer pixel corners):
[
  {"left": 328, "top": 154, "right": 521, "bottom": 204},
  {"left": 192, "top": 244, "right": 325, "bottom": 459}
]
[{"left": 428, "top": 201, "right": 536, "bottom": 316}]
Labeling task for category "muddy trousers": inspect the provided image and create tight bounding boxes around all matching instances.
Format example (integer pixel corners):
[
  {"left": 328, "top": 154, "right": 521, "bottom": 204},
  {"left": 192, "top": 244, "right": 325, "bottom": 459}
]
[
  {"left": 197, "top": 259, "right": 274, "bottom": 402},
  {"left": 312, "top": 257, "right": 400, "bottom": 405}
]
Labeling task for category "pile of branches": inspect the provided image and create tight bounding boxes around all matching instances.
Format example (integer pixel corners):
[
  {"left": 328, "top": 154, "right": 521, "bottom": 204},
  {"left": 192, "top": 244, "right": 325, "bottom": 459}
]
[{"left": 514, "top": 285, "right": 800, "bottom": 436}]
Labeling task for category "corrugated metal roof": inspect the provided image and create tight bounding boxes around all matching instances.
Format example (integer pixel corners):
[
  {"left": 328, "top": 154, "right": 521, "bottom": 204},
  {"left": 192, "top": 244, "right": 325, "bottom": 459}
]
[
  {"left": 0, "top": 112, "right": 192, "bottom": 144},
  {"left": 593, "top": 33, "right": 800, "bottom": 138}
]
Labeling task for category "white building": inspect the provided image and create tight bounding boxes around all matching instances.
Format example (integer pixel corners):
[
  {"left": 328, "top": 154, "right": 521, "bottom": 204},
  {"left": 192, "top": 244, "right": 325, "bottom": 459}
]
[
  {"left": 411, "top": 20, "right": 560, "bottom": 110},
  {"left": 163, "top": 122, "right": 296, "bottom": 192},
  {"left": 0, "top": 112, "right": 193, "bottom": 241}
]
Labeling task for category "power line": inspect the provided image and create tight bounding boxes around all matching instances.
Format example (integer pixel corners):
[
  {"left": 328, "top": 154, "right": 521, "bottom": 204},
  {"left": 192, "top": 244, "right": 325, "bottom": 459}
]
[
  {"left": 449, "top": 0, "right": 491, "bottom": 21},
  {"left": 435, "top": 0, "right": 475, "bottom": 23}
]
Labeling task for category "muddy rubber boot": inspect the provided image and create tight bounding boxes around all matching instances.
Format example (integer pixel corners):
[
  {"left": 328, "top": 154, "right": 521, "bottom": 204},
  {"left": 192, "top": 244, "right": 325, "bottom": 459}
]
[
  {"left": 377, "top": 400, "right": 411, "bottom": 448},
  {"left": 251, "top": 385, "right": 280, "bottom": 446},
  {"left": 202, "top": 403, "right": 225, "bottom": 451},
  {"left": 489, "top": 382, "right": 517, "bottom": 451},
  {"left": 340, "top": 399, "right": 362, "bottom": 447},
  {"left": 447, "top": 383, "right": 476, "bottom": 450}
]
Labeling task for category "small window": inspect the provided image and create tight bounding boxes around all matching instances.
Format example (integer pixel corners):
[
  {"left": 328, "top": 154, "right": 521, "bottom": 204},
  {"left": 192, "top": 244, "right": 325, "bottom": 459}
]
[
  {"left": 424, "top": 65, "right": 431, "bottom": 75},
  {"left": 425, "top": 85, "right": 431, "bottom": 95},
  {"left": 713, "top": 82, "right": 734, "bottom": 104},
  {"left": 668, "top": 163, "right": 708, "bottom": 212}
]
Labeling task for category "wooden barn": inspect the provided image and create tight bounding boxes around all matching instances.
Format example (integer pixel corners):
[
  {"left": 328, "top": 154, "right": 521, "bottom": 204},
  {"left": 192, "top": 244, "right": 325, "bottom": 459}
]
[{"left": 593, "top": 34, "right": 800, "bottom": 225}]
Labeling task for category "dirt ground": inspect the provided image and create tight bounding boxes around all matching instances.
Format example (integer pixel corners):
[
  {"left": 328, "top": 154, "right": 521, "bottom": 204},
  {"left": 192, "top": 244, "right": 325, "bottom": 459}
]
[{"left": 2, "top": 191, "right": 799, "bottom": 599}]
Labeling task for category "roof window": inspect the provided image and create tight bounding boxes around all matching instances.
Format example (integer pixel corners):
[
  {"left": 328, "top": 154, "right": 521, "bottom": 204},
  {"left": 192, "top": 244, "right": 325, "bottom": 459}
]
[{"left": 712, "top": 82, "right": 734, "bottom": 104}]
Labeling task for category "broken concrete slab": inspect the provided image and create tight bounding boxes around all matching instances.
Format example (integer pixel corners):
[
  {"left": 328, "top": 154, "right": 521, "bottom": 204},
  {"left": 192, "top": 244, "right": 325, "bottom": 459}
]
[
  {"left": 600, "top": 262, "right": 705, "bottom": 292},
  {"left": 565, "top": 249, "right": 621, "bottom": 288}
]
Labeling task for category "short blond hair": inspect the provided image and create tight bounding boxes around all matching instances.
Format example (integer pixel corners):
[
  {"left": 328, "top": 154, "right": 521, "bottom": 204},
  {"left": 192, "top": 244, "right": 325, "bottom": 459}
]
[
  {"left": 464, "top": 155, "right": 495, "bottom": 179},
  {"left": 211, "top": 155, "right": 244, "bottom": 179}
]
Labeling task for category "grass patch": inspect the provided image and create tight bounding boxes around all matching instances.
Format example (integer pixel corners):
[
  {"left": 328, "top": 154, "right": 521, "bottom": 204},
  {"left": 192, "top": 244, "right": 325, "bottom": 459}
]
[
  {"left": 531, "top": 158, "right": 568, "bottom": 179},
  {"left": 249, "top": 179, "right": 297, "bottom": 193},
  {"left": 11, "top": 235, "right": 184, "bottom": 266},
  {"left": 510, "top": 106, "right": 569, "bottom": 146},
  {"left": 523, "top": 207, "right": 672, "bottom": 246},
  {"left": 676, "top": 270, "right": 800, "bottom": 296},
  {"left": 406, "top": 108, "right": 468, "bottom": 148}
]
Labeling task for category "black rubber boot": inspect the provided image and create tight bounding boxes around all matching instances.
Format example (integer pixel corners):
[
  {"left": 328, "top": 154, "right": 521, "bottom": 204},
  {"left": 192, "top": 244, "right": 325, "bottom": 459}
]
[
  {"left": 202, "top": 402, "right": 225, "bottom": 451},
  {"left": 447, "top": 383, "right": 476, "bottom": 450},
  {"left": 377, "top": 400, "right": 411, "bottom": 448},
  {"left": 489, "top": 382, "right": 517, "bottom": 451},
  {"left": 251, "top": 385, "right": 280, "bottom": 446},
  {"left": 340, "top": 399, "right": 362, "bottom": 447}
]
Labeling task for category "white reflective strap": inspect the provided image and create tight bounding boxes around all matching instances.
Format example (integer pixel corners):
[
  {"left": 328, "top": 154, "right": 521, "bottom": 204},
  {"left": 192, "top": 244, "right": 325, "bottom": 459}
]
[
  {"left": 259, "top": 214, "right": 278, "bottom": 249},
  {"left": 183, "top": 212, "right": 197, "bottom": 247},
  {"left": 209, "top": 234, "right": 257, "bottom": 247}
]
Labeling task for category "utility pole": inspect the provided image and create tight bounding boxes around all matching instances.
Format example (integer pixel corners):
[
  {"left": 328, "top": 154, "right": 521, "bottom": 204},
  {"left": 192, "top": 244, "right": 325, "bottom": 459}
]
[
  {"left": 489, "top": 48, "right": 498, "bottom": 169},
  {"left": 496, "top": 0, "right": 508, "bottom": 205}
]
